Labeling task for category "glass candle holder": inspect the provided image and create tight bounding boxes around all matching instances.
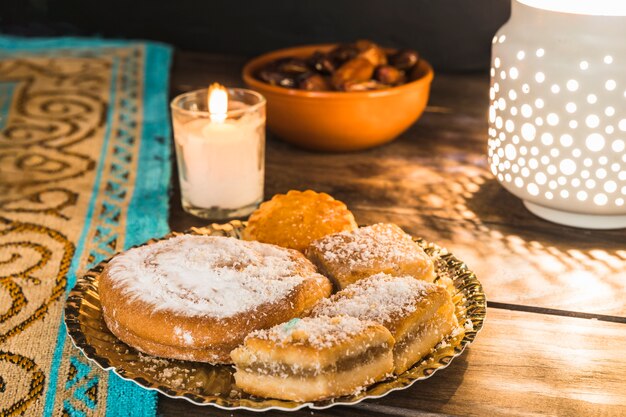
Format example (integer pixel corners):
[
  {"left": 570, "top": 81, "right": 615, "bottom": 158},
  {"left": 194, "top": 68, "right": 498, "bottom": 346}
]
[{"left": 171, "top": 87, "right": 266, "bottom": 219}]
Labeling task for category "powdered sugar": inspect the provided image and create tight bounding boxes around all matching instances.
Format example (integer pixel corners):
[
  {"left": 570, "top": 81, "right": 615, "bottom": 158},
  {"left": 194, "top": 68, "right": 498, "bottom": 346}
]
[
  {"left": 312, "top": 273, "right": 439, "bottom": 325},
  {"left": 105, "top": 235, "right": 310, "bottom": 318},
  {"left": 309, "top": 223, "right": 430, "bottom": 270},
  {"left": 249, "top": 316, "right": 372, "bottom": 350},
  {"left": 174, "top": 326, "right": 195, "bottom": 345}
]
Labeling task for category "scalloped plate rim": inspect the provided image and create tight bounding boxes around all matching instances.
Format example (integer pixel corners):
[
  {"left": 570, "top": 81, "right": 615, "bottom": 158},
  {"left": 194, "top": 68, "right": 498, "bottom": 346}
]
[
  {"left": 64, "top": 222, "right": 486, "bottom": 411},
  {"left": 65, "top": 318, "right": 484, "bottom": 412}
]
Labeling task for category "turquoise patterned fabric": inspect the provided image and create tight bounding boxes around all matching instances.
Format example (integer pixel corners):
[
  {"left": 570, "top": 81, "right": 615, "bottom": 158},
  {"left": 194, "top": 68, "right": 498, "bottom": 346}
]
[{"left": 0, "top": 36, "right": 171, "bottom": 417}]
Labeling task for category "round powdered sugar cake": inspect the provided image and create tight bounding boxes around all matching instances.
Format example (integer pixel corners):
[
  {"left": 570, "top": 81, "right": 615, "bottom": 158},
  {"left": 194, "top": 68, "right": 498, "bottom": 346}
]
[{"left": 99, "top": 235, "right": 332, "bottom": 363}]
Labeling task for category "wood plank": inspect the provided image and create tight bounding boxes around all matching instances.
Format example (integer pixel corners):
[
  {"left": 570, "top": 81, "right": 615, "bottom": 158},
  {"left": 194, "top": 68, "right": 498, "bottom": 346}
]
[
  {"left": 158, "top": 308, "right": 626, "bottom": 416},
  {"left": 169, "top": 51, "right": 626, "bottom": 317}
]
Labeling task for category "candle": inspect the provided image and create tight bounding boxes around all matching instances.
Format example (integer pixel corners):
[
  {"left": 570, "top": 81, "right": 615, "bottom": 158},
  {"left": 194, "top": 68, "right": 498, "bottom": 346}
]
[{"left": 171, "top": 84, "right": 266, "bottom": 219}]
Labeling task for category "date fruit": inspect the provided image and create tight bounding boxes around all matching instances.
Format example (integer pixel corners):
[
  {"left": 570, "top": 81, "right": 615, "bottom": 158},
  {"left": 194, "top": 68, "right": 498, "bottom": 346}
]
[
  {"left": 332, "top": 57, "right": 375, "bottom": 91},
  {"left": 255, "top": 40, "right": 422, "bottom": 91}
]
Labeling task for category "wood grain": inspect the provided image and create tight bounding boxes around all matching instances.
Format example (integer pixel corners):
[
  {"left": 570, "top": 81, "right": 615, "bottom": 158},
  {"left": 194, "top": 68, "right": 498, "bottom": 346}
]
[
  {"left": 158, "top": 308, "right": 626, "bottom": 417},
  {"left": 158, "top": 51, "right": 626, "bottom": 416},
  {"left": 169, "top": 52, "right": 626, "bottom": 317}
]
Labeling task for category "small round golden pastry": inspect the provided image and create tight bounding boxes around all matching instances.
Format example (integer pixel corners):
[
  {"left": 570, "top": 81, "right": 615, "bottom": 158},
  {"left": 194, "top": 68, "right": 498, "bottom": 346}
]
[
  {"left": 99, "top": 234, "right": 332, "bottom": 363},
  {"left": 243, "top": 190, "right": 358, "bottom": 252}
]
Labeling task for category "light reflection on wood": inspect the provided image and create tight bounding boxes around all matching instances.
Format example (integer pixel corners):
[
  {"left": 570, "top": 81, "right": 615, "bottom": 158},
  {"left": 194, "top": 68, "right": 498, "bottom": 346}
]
[{"left": 346, "top": 161, "right": 625, "bottom": 316}]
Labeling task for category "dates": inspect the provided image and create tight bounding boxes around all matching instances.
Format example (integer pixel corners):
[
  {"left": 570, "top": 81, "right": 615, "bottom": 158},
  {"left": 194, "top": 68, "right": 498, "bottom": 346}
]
[
  {"left": 308, "top": 51, "right": 336, "bottom": 74},
  {"left": 354, "top": 39, "right": 387, "bottom": 67},
  {"left": 256, "top": 40, "right": 420, "bottom": 92},
  {"left": 276, "top": 57, "right": 309, "bottom": 74},
  {"left": 327, "top": 43, "right": 359, "bottom": 64},
  {"left": 299, "top": 73, "right": 332, "bottom": 91},
  {"left": 257, "top": 68, "right": 297, "bottom": 88},
  {"left": 331, "top": 58, "right": 375, "bottom": 91},
  {"left": 374, "top": 65, "right": 406, "bottom": 85},
  {"left": 389, "top": 49, "right": 420, "bottom": 71}
]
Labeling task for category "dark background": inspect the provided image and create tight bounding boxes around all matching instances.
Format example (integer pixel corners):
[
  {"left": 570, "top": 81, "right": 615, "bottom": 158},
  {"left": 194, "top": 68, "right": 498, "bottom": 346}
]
[{"left": 0, "top": 0, "right": 510, "bottom": 71}]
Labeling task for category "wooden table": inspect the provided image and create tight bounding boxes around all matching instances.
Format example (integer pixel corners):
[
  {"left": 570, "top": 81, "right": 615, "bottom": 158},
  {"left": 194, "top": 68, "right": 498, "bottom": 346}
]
[{"left": 160, "top": 51, "right": 626, "bottom": 417}]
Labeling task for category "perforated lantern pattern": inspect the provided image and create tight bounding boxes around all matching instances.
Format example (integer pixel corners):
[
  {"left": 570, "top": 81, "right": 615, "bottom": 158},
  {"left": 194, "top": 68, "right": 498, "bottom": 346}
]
[{"left": 488, "top": 0, "right": 626, "bottom": 228}]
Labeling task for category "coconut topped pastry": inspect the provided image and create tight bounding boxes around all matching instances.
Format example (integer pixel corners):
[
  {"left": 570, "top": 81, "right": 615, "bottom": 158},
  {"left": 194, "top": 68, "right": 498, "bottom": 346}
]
[
  {"left": 306, "top": 223, "right": 436, "bottom": 290},
  {"left": 312, "top": 274, "right": 459, "bottom": 374},
  {"left": 231, "top": 316, "right": 395, "bottom": 401}
]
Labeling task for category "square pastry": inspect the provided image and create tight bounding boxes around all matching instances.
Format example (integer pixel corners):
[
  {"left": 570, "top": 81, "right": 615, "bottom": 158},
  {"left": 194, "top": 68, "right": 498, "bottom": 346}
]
[
  {"left": 230, "top": 316, "right": 394, "bottom": 401},
  {"left": 306, "top": 223, "right": 435, "bottom": 290},
  {"left": 311, "top": 273, "right": 459, "bottom": 374}
]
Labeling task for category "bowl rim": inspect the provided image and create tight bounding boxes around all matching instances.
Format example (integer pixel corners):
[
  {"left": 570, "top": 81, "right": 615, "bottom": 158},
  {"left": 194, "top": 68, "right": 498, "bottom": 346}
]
[{"left": 242, "top": 43, "right": 434, "bottom": 99}]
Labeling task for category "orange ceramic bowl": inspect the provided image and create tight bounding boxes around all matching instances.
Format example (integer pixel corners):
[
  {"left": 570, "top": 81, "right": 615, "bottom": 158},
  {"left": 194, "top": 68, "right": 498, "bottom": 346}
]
[{"left": 242, "top": 44, "right": 434, "bottom": 152}]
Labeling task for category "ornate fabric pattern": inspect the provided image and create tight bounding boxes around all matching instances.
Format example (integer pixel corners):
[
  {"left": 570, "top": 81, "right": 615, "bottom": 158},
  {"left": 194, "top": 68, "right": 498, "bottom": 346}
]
[{"left": 0, "top": 36, "right": 171, "bottom": 417}]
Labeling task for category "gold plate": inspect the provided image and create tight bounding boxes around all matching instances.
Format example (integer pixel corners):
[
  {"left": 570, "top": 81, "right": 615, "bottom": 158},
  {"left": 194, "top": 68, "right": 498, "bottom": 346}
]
[{"left": 64, "top": 221, "right": 487, "bottom": 411}]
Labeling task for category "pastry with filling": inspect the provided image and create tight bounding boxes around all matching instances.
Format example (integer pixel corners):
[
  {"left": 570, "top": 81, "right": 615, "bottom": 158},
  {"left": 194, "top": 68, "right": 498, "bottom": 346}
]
[
  {"left": 306, "top": 223, "right": 435, "bottom": 290},
  {"left": 99, "top": 235, "right": 332, "bottom": 363},
  {"left": 230, "top": 316, "right": 394, "bottom": 401},
  {"left": 311, "top": 273, "right": 458, "bottom": 374},
  {"left": 243, "top": 190, "right": 358, "bottom": 252}
]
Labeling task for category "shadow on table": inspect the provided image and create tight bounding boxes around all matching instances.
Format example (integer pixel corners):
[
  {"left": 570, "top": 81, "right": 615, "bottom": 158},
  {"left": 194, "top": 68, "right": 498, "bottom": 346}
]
[
  {"left": 464, "top": 177, "right": 625, "bottom": 279},
  {"left": 423, "top": 173, "right": 626, "bottom": 314},
  {"left": 339, "top": 154, "right": 626, "bottom": 314}
]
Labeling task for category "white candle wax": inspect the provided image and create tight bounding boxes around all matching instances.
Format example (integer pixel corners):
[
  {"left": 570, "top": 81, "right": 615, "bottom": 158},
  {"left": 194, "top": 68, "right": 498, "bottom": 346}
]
[{"left": 174, "top": 111, "right": 264, "bottom": 209}]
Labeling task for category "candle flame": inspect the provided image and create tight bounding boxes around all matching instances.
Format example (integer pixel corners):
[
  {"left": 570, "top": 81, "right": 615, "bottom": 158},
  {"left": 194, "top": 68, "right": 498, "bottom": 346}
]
[{"left": 208, "top": 83, "right": 228, "bottom": 123}]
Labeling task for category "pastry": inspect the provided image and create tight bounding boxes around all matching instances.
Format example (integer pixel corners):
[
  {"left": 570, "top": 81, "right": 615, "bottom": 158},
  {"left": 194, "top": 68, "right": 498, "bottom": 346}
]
[
  {"left": 243, "top": 190, "right": 358, "bottom": 252},
  {"left": 99, "top": 235, "right": 332, "bottom": 363},
  {"left": 306, "top": 223, "right": 435, "bottom": 290},
  {"left": 311, "top": 273, "right": 459, "bottom": 374},
  {"left": 231, "top": 316, "right": 394, "bottom": 401}
]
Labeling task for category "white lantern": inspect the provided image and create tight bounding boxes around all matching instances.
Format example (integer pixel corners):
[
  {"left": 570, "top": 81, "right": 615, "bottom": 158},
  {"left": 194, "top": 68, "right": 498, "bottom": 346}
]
[{"left": 488, "top": 0, "right": 626, "bottom": 229}]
